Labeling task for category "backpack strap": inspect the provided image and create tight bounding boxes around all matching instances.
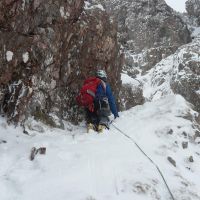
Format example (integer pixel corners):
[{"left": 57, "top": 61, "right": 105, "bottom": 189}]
[
  {"left": 100, "top": 80, "right": 106, "bottom": 92},
  {"left": 87, "top": 89, "right": 95, "bottom": 97}
]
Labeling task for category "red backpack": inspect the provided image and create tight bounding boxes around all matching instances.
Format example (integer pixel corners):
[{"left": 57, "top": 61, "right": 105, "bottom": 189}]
[{"left": 76, "top": 77, "right": 101, "bottom": 111}]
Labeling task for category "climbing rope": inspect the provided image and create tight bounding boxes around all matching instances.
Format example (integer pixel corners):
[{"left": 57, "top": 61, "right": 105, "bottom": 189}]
[{"left": 111, "top": 122, "right": 175, "bottom": 200}]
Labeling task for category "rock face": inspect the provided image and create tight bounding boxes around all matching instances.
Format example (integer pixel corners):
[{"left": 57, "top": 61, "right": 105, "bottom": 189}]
[
  {"left": 119, "top": 82, "right": 144, "bottom": 111},
  {"left": 186, "top": 0, "right": 200, "bottom": 25},
  {"left": 100, "top": 0, "right": 191, "bottom": 72},
  {"left": 0, "top": 0, "right": 122, "bottom": 126},
  {"left": 142, "top": 37, "right": 200, "bottom": 114},
  {"left": 171, "top": 38, "right": 200, "bottom": 113}
]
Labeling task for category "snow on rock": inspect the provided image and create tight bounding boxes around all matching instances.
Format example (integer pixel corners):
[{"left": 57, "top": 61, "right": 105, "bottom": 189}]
[
  {"left": 0, "top": 0, "right": 121, "bottom": 125},
  {"left": 84, "top": 1, "right": 105, "bottom": 11},
  {"left": 59, "top": 6, "right": 70, "bottom": 19},
  {"left": 0, "top": 94, "right": 200, "bottom": 200},
  {"left": 192, "top": 26, "right": 200, "bottom": 38},
  {"left": 6, "top": 51, "right": 14, "bottom": 62},
  {"left": 140, "top": 37, "right": 200, "bottom": 113},
  {"left": 141, "top": 54, "right": 174, "bottom": 100},
  {"left": 101, "top": 0, "right": 191, "bottom": 75},
  {"left": 22, "top": 52, "right": 29, "bottom": 63},
  {"left": 119, "top": 73, "right": 144, "bottom": 110}
]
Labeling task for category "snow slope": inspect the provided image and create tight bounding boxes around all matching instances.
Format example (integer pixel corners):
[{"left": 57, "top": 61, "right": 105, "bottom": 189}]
[{"left": 1, "top": 95, "right": 200, "bottom": 200}]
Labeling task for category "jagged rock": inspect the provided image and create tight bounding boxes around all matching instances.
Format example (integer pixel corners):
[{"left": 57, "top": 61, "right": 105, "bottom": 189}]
[
  {"left": 167, "top": 156, "right": 176, "bottom": 167},
  {"left": 100, "top": 0, "right": 191, "bottom": 73},
  {"left": 0, "top": 0, "right": 122, "bottom": 126},
  {"left": 186, "top": 0, "right": 200, "bottom": 25},
  {"left": 144, "top": 36, "right": 200, "bottom": 113},
  {"left": 118, "top": 77, "right": 144, "bottom": 110},
  {"left": 182, "top": 142, "right": 188, "bottom": 149}
]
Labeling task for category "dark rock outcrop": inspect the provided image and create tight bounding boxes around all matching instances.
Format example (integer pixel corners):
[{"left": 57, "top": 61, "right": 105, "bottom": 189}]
[{"left": 0, "top": 0, "right": 122, "bottom": 126}]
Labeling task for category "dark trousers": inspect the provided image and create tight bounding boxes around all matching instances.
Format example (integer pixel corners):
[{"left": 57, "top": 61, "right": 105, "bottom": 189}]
[{"left": 86, "top": 98, "right": 110, "bottom": 128}]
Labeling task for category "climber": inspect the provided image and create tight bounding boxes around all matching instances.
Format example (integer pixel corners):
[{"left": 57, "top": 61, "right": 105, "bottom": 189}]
[{"left": 76, "top": 69, "right": 119, "bottom": 133}]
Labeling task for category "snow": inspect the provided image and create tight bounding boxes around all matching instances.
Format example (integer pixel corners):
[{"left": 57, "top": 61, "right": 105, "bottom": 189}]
[
  {"left": 1, "top": 95, "right": 200, "bottom": 200},
  {"left": 84, "top": 1, "right": 105, "bottom": 11},
  {"left": 22, "top": 0, "right": 25, "bottom": 11},
  {"left": 196, "top": 89, "right": 200, "bottom": 95},
  {"left": 22, "top": 52, "right": 29, "bottom": 63},
  {"left": 121, "top": 73, "right": 140, "bottom": 86},
  {"left": 165, "top": 0, "right": 187, "bottom": 13},
  {"left": 192, "top": 26, "right": 200, "bottom": 38},
  {"left": 6, "top": 51, "right": 14, "bottom": 62},
  {"left": 60, "top": 6, "right": 70, "bottom": 19}
]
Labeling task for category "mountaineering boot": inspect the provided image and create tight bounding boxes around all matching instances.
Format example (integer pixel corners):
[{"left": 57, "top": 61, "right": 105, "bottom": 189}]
[
  {"left": 97, "top": 124, "right": 107, "bottom": 133},
  {"left": 87, "top": 123, "right": 95, "bottom": 133}
]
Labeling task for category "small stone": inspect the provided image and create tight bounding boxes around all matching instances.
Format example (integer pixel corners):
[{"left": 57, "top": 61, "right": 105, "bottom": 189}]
[
  {"left": 182, "top": 131, "right": 187, "bottom": 137},
  {"left": 189, "top": 156, "right": 194, "bottom": 162},
  {"left": 167, "top": 129, "right": 173, "bottom": 135},
  {"left": 167, "top": 156, "right": 176, "bottom": 167},
  {"left": 0, "top": 140, "right": 7, "bottom": 144},
  {"left": 194, "top": 131, "right": 200, "bottom": 140},
  {"left": 182, "top": 142, "right": 188, "bottom": 149}
]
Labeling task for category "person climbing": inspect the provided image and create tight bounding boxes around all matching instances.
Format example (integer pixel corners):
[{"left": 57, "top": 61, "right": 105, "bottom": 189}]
[{"left": 76, "top": 69, "right": 119, "bottom": 133}]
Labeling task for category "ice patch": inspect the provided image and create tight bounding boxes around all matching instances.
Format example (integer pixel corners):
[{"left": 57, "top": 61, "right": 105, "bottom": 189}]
[{"left": 22, "top": 0, "right": 25, "bottom": 10}]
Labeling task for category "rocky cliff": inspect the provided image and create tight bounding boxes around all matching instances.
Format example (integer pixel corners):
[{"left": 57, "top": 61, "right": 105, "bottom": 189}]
[
  {"left": 0, "top": 0, "right": 122, "bottom": 127},
  {"left": 98, "top": 0, "right": 191, "bottom": 72}
]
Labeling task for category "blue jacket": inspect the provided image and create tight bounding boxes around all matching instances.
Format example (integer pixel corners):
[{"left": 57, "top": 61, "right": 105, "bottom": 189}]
[{"left": 95, "top": 82, "right": 119, "bottom": 118}]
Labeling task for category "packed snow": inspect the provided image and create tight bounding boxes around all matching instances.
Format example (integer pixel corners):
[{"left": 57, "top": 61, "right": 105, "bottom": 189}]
[{"left": 1, "top": 95, "right": 200, "bottom": 200}]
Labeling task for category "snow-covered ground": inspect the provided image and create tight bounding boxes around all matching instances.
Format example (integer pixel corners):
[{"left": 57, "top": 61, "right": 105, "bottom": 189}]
[{"left": 1, "top": 95, "right": 200, "bottom": 200}]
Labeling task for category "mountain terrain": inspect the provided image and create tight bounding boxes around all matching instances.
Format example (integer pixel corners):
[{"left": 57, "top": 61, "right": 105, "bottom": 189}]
[{"left": 0, "top": 0, "right": 200, "bottom": 199}]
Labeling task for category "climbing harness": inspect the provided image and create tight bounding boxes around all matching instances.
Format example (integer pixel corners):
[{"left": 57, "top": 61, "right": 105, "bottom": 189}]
[{"left": 111, "top": 122, "right": 175, "bottom": 200}]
